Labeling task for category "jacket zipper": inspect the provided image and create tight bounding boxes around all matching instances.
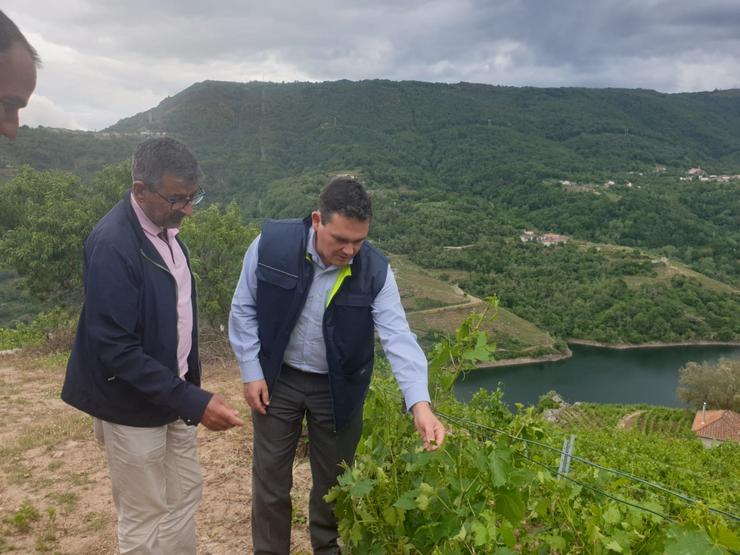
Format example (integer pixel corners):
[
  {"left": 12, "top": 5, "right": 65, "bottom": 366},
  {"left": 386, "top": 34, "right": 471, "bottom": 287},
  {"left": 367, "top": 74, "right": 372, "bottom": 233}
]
[{"left": 141, "top": 249, "right": 181, "bottom": 371}]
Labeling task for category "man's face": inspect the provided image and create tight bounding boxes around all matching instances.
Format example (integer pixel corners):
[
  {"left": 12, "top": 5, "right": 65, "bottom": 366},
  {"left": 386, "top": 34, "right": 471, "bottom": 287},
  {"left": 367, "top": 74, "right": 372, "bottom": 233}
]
[
  {"left": 312, "top": 211, "right": 370, "bottom": 267},
  {"left": 133, "top": 173, "right": 198, "bottom": 229},
  {"left": 0, "top": 41, "right": 37, "bottom": 140}
]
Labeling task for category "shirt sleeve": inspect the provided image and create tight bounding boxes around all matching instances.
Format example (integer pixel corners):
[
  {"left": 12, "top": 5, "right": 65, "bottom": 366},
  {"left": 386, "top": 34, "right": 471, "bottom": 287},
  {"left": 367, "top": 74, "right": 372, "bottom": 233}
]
[
  {"left": 228, "top": 234, "right": 265, "bottom": 383},
  {"left": 372, "top": 267, "right": 431, "bottom": 410}
]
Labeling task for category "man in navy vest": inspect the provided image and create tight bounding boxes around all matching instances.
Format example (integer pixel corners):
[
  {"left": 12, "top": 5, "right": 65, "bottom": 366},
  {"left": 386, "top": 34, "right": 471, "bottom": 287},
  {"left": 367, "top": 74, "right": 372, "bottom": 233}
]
[{"left": 229, "top": 176, "right": 446, "bottom": 554}]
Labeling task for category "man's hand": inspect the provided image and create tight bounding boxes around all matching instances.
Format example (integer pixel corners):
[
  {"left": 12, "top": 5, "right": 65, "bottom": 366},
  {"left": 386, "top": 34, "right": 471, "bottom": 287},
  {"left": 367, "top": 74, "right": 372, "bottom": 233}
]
[
  {"left": 411, "top": 401, "right": 446, "bottom": 451},
  {"left": 243, "top": 379, "right": 270, "bottom": 415},
  {"left": 200, "top": 393, "right": 244, "bottom": 431}
]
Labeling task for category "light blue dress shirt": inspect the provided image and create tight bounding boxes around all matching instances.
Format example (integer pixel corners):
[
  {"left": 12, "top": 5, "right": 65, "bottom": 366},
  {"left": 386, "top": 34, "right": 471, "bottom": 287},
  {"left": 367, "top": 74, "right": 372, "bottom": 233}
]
[{"left": 228, "top": 227, "right": 431, "bottom": 410}]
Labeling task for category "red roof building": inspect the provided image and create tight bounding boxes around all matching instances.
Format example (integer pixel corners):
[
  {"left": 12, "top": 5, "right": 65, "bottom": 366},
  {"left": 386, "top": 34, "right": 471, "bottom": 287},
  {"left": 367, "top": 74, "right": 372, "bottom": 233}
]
[{"left": 691, "top": 410, "right": 740, "bottom": 446}]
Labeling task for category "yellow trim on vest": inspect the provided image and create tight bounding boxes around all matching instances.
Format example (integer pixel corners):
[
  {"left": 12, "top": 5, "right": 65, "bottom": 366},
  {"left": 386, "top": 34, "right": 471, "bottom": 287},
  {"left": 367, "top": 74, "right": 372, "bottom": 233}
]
[{"left": 326, "top": 265, "right": 352, "bottom": 307}]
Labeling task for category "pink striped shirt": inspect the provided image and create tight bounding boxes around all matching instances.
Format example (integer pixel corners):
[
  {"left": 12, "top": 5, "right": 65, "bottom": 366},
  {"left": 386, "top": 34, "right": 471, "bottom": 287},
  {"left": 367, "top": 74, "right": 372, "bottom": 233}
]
[{"left": 130, "top": 193, "right": 193, "bottom": 379}]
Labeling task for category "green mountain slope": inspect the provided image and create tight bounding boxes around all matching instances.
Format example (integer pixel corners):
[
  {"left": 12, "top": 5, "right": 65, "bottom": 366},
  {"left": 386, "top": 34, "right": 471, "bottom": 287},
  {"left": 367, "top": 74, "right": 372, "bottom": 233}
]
[
  {"left": 95, "top": 80, "right": 740, "bottom": 198},
  {"left": 1, "top": 80, "right": 738, "bottom": 343}
]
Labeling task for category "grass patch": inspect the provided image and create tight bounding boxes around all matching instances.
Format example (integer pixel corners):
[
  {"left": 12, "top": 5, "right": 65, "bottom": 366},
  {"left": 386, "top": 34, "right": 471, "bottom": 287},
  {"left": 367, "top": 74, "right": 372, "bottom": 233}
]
[
  {"left": 47, "top": 492, "right": 79, "bottom": 511},
  {"left": 35, "top": 352, "right": 69, "bottom": 368},
  {"left": 3, "top": 501, "right": 40, "bottom": 533},
  {"left": 0, "top": 413, "right": 90, "bottom": 459},
  {"left": 82, "top": 512, "right": 108, "bottom": 533},
  {"left": 46, "top": 460, "right": 64, "bottom": 472},
  {"left": 0, "top": 535, "right": 17, "bottom": 553},
  {"left": 68, "top": 471, "right": 96, "bottom": 487},
  {"left": 389, "top": 254, "right": 470, "bottom": 311}
]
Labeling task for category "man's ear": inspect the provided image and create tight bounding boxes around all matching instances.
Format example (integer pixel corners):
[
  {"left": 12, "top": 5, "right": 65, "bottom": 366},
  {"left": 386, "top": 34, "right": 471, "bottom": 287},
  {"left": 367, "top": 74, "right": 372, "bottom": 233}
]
[
  {"left": 132, "top": 180, "right": 146, "bottom": 200},
  {"left": 311, "top": 210, "right": 321, "bottom": 230}
]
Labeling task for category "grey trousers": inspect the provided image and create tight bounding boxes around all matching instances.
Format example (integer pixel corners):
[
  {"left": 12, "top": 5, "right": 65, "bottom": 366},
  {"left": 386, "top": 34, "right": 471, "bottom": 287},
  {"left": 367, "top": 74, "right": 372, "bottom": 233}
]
[
  {"left": 251, "top": 366, "right": 363, "bottom": 555},
  {"left": 98, "top": 418, "right": 202, "bottom": 555}
]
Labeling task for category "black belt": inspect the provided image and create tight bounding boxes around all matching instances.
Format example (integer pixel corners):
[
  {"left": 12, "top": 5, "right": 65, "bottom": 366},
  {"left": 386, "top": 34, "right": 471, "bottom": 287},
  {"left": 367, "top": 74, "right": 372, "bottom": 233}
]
[{"left": 282, "top": 362, "right": 303, "bottom": 372}]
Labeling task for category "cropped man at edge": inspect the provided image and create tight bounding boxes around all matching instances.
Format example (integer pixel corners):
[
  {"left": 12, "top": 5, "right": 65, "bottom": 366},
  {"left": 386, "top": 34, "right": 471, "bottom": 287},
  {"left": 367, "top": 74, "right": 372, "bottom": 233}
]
[
  {"left": 62, "top": 137, "right": 243, "bottom": 555},
  {"left": 229, "top": 175, "right": 446, "bottom": 554},
  {"left": 0, "top": 9, "right": 39, "bottom": 139}
]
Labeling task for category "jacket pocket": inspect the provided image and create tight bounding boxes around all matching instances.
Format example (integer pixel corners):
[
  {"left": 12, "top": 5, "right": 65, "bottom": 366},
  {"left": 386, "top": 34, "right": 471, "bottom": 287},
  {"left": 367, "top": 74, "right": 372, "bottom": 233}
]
[{"left": 256, "top": 263, "right": 298, "bottom": 290}]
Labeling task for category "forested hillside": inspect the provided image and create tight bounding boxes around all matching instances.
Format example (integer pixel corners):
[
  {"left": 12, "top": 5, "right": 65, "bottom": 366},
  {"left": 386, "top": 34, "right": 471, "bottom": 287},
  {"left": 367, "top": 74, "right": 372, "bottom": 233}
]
[
  {"left": 1, "top": 80, "right": 738, "bottom": 343},
  {"left": 6, "top": 80, "right": 740, "bottom": 190}
]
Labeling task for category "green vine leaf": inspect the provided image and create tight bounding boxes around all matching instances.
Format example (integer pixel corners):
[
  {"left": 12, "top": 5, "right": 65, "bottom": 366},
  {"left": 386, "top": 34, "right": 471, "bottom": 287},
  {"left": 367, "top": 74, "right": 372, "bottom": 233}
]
[{"left": 664, "top": 525, "right": 723, "bottom": 555}]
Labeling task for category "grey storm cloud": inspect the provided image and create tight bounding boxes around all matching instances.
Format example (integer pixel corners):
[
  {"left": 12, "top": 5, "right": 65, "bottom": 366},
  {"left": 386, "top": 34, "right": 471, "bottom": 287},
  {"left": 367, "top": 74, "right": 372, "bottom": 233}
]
[{"left": 4, "top": 0, "right": 740, "bottom": 130}]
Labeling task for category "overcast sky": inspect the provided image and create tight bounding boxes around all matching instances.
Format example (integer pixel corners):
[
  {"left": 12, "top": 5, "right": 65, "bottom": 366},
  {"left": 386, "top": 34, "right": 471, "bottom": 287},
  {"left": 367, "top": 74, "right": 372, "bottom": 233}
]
[{"left": 6, "top": 1, "right": 740, "bottom": 131}]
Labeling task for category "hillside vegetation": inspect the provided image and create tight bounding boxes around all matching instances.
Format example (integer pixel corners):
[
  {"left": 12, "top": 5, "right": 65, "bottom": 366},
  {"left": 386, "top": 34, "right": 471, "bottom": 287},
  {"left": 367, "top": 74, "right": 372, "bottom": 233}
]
[{"left": 1, "top": 80, "right": 738, "bottom": 345}]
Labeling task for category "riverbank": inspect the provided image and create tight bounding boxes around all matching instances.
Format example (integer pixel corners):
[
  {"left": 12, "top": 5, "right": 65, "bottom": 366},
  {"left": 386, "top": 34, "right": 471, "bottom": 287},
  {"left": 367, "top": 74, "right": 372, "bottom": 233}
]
[
  {"left": 567, "top": 339, "right": 740, "bottom": 349},
  {"left": 476, "top": 338, "right": 740, "bottom": 370},
  {"left": 480, "top": 347, "right": 572, "bottom": 368}
]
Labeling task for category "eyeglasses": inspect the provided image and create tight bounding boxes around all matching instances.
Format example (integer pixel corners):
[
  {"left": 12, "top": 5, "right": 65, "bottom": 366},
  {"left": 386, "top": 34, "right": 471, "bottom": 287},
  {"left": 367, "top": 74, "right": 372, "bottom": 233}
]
[{"left": 151, "top": 187, "right": 206, "bottom": 210}]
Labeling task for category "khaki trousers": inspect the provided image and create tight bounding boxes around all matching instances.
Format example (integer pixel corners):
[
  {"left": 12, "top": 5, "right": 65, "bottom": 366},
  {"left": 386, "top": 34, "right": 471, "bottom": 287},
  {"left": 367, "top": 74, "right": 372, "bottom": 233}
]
[{"left": 98, "top": 418, "right": 202, "bottom": 555}]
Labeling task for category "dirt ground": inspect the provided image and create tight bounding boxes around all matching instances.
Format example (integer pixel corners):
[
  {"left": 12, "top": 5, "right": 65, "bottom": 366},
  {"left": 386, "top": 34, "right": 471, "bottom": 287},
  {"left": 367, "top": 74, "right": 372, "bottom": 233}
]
[{"left": 0, "top": 351, "right": 314, "bottom": 554}]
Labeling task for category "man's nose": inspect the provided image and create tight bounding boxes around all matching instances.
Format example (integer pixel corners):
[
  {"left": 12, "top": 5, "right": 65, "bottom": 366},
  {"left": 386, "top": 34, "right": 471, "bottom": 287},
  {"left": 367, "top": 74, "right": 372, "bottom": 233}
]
[
  {"left": 179, "top": 202, "right": 194, "bottom": 216},
  {"left": 0, "top": 112, "right": 20, "bottom": 139}
]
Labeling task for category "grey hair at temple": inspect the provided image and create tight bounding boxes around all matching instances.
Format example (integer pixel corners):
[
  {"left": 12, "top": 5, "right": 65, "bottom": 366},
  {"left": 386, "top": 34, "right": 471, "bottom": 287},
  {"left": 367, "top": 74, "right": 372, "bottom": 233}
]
[{"left": 131, "top": 137, "right": 204, "bottom": 190}]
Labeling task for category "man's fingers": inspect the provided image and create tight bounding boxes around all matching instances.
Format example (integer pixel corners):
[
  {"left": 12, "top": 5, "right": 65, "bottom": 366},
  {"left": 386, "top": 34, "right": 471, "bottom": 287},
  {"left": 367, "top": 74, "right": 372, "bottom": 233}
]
[
  {"left": 423, "top": 426, "right": 439, "bottom": 450},
  {"left": 202, "top": 394, "right": 246, "bottom": 430},
  {"left": 244, "top": 381, "right": 269, "bottom": 415},
  {"left": 227, "top": 411, "right": 245, "bottom": 427},
  {"left": 413, "top": 409, "right": 446, "bottom": 451},
  {"left": 424, "top": 428, "right": 444, "bottom": 451},
  {"left": 249, "top": 393, "right": 267, "bottom": 415},
  {"left": 435, "top": 425, "right": 446, "bottom": 445}
]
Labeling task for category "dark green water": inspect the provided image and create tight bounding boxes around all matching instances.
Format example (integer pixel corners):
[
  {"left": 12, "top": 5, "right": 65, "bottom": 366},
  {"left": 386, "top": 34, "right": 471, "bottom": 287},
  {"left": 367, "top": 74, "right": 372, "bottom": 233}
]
[{"left": 455, "top": 344, "right": 740, "bottom": 407}]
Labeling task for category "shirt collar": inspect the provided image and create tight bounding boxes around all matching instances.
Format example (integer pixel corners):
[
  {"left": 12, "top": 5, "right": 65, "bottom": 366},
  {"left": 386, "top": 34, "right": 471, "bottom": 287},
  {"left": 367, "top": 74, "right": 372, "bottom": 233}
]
[{"left": 130, "top": 191, "right": 180, "bottom": 238}]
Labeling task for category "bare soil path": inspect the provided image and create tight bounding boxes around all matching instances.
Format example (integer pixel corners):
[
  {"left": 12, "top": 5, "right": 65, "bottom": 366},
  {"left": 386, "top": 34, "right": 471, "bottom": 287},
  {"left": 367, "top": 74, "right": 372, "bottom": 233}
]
[{"left": 0, "top": 352, "right": 313, "bottom": 554}]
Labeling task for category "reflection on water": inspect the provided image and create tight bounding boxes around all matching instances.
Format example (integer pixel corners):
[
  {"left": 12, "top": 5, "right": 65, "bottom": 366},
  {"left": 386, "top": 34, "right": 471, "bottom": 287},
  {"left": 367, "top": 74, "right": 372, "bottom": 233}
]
[{"left": 455, "top": 344, "right": 740, "bottom": 407}]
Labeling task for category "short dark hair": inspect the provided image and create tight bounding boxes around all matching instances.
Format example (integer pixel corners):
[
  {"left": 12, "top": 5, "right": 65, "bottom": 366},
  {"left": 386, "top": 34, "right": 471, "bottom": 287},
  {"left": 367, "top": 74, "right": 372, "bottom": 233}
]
[
  {"left": 0, "top": 10, "right": 41, "bottom": 65},
  {"left": 131, "top": 137, "right": 203, "bottom": 190},
  {"left": 319, "top": 176, "right": 372, "bottom": 224}
]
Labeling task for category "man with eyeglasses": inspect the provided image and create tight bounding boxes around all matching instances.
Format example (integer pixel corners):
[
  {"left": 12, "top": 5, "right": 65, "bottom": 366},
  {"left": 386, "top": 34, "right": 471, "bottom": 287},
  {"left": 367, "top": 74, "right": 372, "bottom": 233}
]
[
  {"left": 62, "top": 137, "right": 243, "bottom": 554},
  {"left": 0, "top": 9, "right": 39, "bottom": 139}
]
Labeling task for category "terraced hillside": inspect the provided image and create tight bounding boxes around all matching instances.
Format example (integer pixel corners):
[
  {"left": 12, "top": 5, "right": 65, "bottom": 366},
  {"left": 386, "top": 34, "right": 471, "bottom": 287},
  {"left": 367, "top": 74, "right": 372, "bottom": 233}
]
[{"left": 389, "top": 254, "right": 563, "bottom": 361}]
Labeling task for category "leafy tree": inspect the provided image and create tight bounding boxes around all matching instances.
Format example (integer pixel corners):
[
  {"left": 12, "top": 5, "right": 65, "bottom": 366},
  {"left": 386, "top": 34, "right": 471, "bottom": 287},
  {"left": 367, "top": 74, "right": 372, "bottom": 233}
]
[
  {"left": 179, "top": 202, "right": 258, "bottom": 329},
  {"left": 0, "top": 166, "right": 128, "bottom": 304},
  {"left": 677, "top": 358, "right": 740, "bottom": 411},
  {"left": 0, "top": 164, "right": 258, "bottom": 333}
]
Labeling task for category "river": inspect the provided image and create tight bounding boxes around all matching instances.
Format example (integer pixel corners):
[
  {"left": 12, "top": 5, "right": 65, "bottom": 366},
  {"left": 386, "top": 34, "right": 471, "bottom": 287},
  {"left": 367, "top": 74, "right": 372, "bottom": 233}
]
[{"left": 454, "top": 344, "right": 740, "bottom": 407}]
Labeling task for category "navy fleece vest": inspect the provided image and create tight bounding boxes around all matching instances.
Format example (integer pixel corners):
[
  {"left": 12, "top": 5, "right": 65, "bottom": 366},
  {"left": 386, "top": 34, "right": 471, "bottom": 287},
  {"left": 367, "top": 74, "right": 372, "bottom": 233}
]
[{"left": 256, "top": 217, "right": 388, "bottom": 430}]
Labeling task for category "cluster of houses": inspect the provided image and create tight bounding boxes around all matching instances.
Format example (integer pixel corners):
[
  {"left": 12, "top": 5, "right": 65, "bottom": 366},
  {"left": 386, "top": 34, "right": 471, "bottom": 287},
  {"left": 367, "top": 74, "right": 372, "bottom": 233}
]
[
  {"left": 680, "top": 167, "right": 740, "bottom": 183},
  {"left": 520, "top": 230, "right": 569, "bottom": 246}
]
